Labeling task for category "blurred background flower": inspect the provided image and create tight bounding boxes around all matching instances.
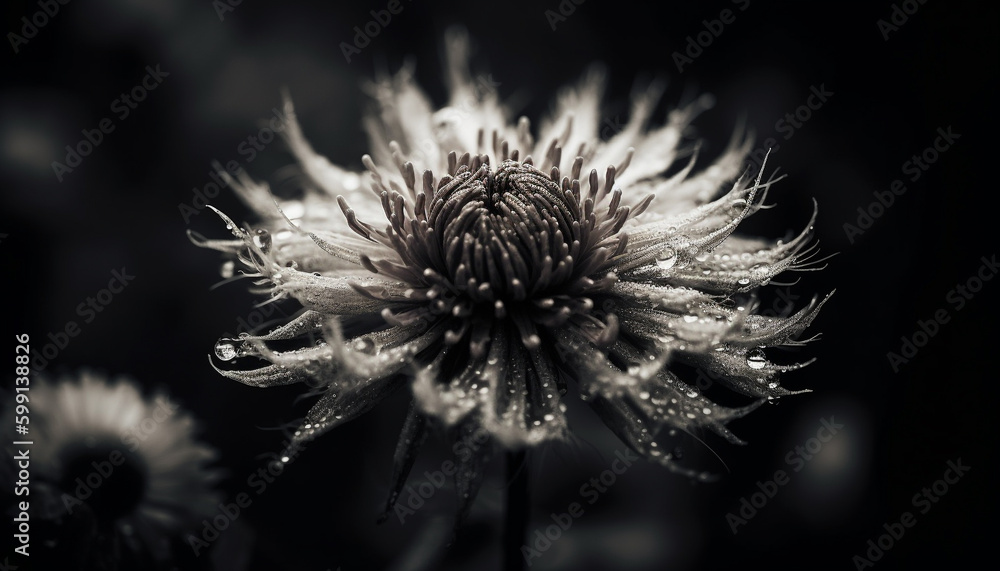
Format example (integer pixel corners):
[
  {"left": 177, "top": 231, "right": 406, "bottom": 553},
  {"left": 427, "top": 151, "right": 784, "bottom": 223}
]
[{"left": 2, "top": 370, "right": 220, "bottom": 570}]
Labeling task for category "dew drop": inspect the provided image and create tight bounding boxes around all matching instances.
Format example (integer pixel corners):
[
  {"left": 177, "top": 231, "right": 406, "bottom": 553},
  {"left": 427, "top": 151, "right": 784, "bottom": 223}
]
[
  {"left": 253, "top": 229, "right": 272, "bottom": 253},
  {"left": 655, "top": 247, "right": 677, "bottom": 270},
  {"left": 737, "top": 277, "right": 751, "bottom": 285},
  {"left": 747, "top": 348, "right": 767, "bottom": 370},
  {"left": 683, "top": 314, "right": 698, "bottom": 323},
  {"left": 639, "top": 391, "right": 651, "bottom": 400},
  {"left": 214, "top": 339, "right": 239, "bottom": 361},
  {"left": 220, "top": 260, "right": 235, "bottom": 279}
]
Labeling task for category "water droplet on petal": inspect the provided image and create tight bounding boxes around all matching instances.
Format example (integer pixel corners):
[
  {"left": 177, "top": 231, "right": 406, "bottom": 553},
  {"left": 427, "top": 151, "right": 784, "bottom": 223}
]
[
  {"left": 737, "top": 277, "right": 751, "bottom": 285},
  {"left": 214, "top": 339, "right": 239, "bottom": 361},
  {"left": 220, "top": 260, "right": 235, "bottom": 278},
  {"left": 747, "top": 348, "right": 767, "bottom": 370},
  {"left": 683, "top": 314, "right": 698, "bottom": 323},
  {"left": 656, "top": 247, "right": 677, "bottom": 270},
  {"left": 253, "top": 229, "right": 272, "bottom": 253}
]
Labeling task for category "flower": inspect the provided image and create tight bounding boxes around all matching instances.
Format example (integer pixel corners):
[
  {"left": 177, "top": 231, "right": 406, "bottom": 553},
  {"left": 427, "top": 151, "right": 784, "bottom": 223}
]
[
  {"left": 4, "top": 371, "right": 220, "bottom": 568},
  {"left": 195, "top": 29, "right": 828, "bottom": 521}
]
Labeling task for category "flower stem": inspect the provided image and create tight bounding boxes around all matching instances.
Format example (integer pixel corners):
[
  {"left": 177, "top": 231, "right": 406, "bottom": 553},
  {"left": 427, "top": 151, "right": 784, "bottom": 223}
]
[{"left": 503, "top": 449, "right": 529, "bottom": 571}]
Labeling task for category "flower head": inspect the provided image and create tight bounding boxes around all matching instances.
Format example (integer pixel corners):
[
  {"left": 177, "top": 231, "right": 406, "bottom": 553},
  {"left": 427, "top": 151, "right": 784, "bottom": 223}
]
[
  {"left": 3, "top": 371, "right": 220, "bottom": 567},
  {"left": 195, "top": 30, "right": 828, "bottom": 520}
]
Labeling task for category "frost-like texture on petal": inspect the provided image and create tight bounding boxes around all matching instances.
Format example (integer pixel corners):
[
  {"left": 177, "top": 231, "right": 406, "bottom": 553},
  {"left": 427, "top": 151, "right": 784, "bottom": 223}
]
[{"left": 199, "top": 28, "right": 829, "bottom": 522}]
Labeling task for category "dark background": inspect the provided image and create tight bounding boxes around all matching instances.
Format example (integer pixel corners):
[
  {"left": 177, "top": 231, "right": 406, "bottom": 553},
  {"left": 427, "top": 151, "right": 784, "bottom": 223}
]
[{"left": 1, "top": 0, "right": 995, "bottom": 569}]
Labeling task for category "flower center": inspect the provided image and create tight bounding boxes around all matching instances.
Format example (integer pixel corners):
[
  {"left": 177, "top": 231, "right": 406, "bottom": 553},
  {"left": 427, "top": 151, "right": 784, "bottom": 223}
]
[
  {"left": 435, "top": 160, "right": 583, "bottom": 302},
  {"left": 57, "top": 441, "right": 149, "bottom": 525}
]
